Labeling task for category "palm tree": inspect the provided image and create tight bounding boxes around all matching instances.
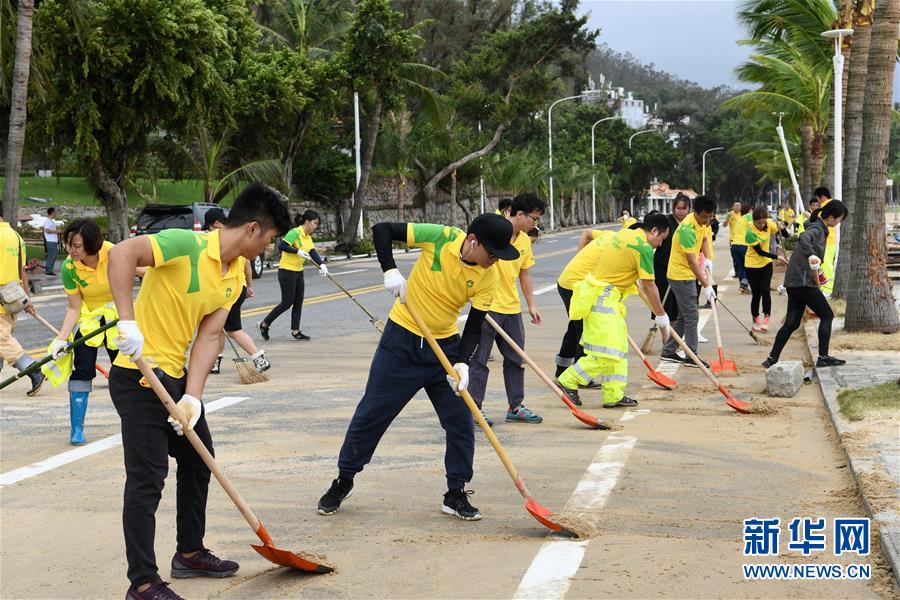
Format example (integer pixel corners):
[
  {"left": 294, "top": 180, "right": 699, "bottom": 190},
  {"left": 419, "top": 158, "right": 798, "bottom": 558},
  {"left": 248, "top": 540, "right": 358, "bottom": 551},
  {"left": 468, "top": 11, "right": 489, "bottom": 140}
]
[
  {"left": 257, "top": 0, "right": 352, "bottom": 58},
  {"left": 2, "top": 0, "right": 34, "bottom": 223},
  {"left": 483, "top": 147, "right": 548, "bottom": 200}
]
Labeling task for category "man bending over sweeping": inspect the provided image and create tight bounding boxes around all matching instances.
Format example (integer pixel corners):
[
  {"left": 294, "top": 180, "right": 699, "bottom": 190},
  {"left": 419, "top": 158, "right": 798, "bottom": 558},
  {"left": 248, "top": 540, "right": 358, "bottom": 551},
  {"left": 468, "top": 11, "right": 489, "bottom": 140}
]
[
  {"left": 317, "top": 213, "right": 518, "bottom": 522},
  {"left": 556, "top": 215, "right": 671, "bottom": 409},
  {"left": 108, "top": 182, "right": 290, "bottom": 600}
]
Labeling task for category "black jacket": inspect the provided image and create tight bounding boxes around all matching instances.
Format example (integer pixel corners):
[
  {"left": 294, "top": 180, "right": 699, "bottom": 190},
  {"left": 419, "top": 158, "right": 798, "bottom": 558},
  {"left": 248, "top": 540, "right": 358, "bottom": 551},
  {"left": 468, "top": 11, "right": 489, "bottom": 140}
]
[{"left": 784, "top": 220, "right": 827, "bottom": 288}]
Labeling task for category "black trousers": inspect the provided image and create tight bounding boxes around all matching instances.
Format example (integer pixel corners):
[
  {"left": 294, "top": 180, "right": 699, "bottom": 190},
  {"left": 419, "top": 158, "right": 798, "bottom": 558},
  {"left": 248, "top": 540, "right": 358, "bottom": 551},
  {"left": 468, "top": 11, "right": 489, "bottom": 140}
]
[
  {"left": 745, "top": 263, "right": 773, "bottom": 319},
  {"left": 110, "top": 366, "right": 214, "bottom": 587},
  {"left": 263, "top": 269, "right": 305, "bottom": 331},
  {"left": 71, "top": 319, "right": 118, "bottom": 385},
  {"left": 556, "top": 284, "right": 584, "bottom": 375},
  {"left": 769, "top": 286, "right": 834, "bottom": 361}
]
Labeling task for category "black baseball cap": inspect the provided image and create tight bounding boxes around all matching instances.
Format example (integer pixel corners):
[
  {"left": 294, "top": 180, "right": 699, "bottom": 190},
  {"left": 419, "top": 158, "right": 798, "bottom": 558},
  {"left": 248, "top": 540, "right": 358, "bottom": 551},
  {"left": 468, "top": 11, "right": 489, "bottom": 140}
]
[
  {"left": 203, "top": 208, "right": 227, "bottom": 230},
  {"left": 467, "top": 213, "right": 518, "bottom": 260}
]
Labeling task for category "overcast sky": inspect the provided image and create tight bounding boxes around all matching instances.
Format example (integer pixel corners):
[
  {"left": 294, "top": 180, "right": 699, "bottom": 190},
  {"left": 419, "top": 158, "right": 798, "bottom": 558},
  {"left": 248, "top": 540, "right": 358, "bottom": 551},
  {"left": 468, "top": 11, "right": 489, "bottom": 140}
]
[{"left": 579, "top": 0, "right": 900, "bottom": 101}]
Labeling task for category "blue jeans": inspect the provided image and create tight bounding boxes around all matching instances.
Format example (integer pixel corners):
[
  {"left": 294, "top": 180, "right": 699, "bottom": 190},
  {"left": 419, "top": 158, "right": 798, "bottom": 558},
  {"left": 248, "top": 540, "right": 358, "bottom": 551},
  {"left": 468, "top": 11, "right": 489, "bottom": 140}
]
[
  {"left": 730, "top": 244, "right": 747, "bottom": 282},
  {"left": 337, "top": 320, "right": 474, "bottom": 490},
  {"left": 45, "top": 241, "right": 58, "bottom": 275}
]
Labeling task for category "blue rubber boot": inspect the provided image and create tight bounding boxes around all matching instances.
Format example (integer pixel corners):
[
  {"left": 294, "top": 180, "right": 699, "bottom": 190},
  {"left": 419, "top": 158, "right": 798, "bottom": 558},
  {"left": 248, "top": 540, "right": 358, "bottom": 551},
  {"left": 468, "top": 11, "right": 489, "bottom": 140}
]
[{"left": 69, "top": 391, "right": 89, "bottom": 445}]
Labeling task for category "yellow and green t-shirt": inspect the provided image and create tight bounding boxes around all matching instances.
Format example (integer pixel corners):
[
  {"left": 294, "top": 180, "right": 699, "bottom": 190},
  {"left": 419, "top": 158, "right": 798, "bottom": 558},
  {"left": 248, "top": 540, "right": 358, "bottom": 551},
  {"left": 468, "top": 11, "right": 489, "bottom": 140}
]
[
  {"left": 557, "top": 230, "right": 616, "bottom": 290},
  {"left": 819, "top": 198, "right": 836, "bottom": 246},
  {"left": 279, "top": 227, "right": 315, "bottom": 271},
  {"left": 620, "top": 216, "right": 637, "bottom": 230},
  {"left": 61, "top": 241, "right": 115, "bottom": 311},
  {"left": 667, "top": 212, "right": 709, "bottom": 281},
  {"left": 491, "top": 231, "right": 535, "bottom": 314},
  {"left": 744, "top": 219, "right": 779, "bottom": 269},
  {"left": 113, "top": 229, "right": 243, "bottom": 377},
  {"left": 590, "top": 228, "right": 655, "bottom": 292},
  {"left": 389, "top": 223, "right": 499, "bottom": 338},
  {"left": 727, "top": 211, "right": 749, "bottom": 246},
  {"left": 778, "top": 208, "right": 796, "bottom": 224},
  {"left": 0, "top": 222, "right": 26, "bottom": 316}
]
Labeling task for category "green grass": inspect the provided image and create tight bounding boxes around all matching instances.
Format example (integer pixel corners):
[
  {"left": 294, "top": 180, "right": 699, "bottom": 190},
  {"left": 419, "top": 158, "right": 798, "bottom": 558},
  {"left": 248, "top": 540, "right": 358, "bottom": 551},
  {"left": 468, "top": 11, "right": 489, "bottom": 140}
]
[
  {"left": 837, "top": 382, "right": 900, "bottom": 421},
  {"left": 3, "top": 176, "right": 243, "bottom": 207}
]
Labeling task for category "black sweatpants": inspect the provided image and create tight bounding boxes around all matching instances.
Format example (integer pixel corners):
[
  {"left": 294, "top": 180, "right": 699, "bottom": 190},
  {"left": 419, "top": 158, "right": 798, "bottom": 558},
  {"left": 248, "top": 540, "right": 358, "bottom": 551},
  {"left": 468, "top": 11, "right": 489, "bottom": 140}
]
[
  {"left": 745, "top": 263, "right": 773, "bottom": 319},
  {"left": 109, "top": 366, "right": 214, "bottom": 587},
  {"left": 70, "top": 317, "right": 118, "bottom": 392},
  {"left": 263, "top": 269, "right": 305, "bottom": 331},
  {"left": 769, "top": 287, "right": 834, "bottom": 361},
  {"left": 556, "top": 284, "right": 585, "bottom": 376}
]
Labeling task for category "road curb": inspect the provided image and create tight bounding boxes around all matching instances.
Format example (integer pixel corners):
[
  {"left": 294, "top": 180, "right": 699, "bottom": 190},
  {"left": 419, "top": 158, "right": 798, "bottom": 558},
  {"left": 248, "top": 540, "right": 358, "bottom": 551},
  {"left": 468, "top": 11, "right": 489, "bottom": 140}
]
[{"left": 803, "top": 322, "right": 900, "bottom": 587}]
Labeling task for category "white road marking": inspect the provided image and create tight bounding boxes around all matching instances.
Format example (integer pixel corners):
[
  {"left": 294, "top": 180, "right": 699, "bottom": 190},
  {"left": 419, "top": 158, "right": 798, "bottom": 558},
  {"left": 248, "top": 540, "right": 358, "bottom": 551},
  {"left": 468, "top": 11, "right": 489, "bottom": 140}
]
[
  {"left": 544, "top": 239, "right": 559, "bottom": 244},
  {"left": 514, "top": 433, "right": 638, "bottom": 599},
  {"left": 330, "top": 269, "right": 368, "bottom": 276},
  {"left": 534, "top": 284, "right": 557, "bottom": 296},
  {"left": 0, "top": 396, "right": 249, "bottom": 487}
]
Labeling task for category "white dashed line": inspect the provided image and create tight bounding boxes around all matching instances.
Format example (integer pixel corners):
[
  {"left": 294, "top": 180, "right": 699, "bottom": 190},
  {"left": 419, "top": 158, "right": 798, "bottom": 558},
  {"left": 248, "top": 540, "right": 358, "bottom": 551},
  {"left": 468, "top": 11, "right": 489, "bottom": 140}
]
[{"left": 534, "top": 284, "right": 557, "bottom": 296}]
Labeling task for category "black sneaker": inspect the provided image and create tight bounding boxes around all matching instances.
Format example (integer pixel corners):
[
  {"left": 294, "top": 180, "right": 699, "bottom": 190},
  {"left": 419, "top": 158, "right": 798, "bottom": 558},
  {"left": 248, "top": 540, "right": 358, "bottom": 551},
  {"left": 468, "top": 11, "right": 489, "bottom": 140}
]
[
  {"left": 603, "top": 396, "right": 639, "bottom": 408},
  {"left": 816, "top": 355, "right": 847, "bottom": 367},
  {"left": 683, "top": 355, "right": 710, "bottom": 369},
  {"left": 555, "top": 380, "right": 582, "bottom": 406},
  {"left": 292, "top": 331, "right": 311, "bottom": 341},
  {"left": 26, "top": 370, "right": 45, "bottom": 397},
  {"left": 126, "top": 580, "right": 185, "bottom": 600},
  {"left": 256, "top": 321, "right": 270, "bottom": 341},
  {"left": 171, "top": 549, "right": 238, "bottom": 578},
  {"left": 660, "top": 352, "right": 684, "bottom": 365},
  {"left": 761, "top": 357, "right": 777, "bottom": 369},
  {"left": 442, "top": 489, "right": 482, "bottom": 521},
  {"left": 581, "top": 379, "right": 603, "bottom": 389},
  {"left": 317, "top": 478, "right": 354, "bottom": 515},
  {"left": 210, "top": 355, "right": 222, "bottom": 375}
]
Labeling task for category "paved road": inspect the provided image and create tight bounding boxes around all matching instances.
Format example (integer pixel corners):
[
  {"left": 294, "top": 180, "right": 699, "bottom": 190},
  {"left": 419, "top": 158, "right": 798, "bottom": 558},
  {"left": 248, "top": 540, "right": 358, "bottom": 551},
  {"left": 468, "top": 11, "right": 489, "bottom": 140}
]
[{"left": 1, "top": 226, "right": 893, "bottom": 599}]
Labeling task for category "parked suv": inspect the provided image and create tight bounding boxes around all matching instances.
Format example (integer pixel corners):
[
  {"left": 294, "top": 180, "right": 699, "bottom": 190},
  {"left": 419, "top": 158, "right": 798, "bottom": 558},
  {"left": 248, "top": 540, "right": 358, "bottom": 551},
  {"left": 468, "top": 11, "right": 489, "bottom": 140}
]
[{"left": 131, "top": 203, "right": 267, "bottom": 278}]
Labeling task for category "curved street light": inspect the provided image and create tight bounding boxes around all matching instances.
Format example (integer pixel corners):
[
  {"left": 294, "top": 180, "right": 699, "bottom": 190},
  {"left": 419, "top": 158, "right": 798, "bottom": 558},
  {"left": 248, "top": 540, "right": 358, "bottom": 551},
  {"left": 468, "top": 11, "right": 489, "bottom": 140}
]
[
  {"left": 627, "top": 128, "right": 654, "bottom": 149},
  {"left": 590, "top": 116, "right": 623, "bottom": 224},
  {"left": 702, "top": 147, "right": 724, "bottom": 196},
  {"left": 547, "top": 94, "right": 589, "bottom": 230}
]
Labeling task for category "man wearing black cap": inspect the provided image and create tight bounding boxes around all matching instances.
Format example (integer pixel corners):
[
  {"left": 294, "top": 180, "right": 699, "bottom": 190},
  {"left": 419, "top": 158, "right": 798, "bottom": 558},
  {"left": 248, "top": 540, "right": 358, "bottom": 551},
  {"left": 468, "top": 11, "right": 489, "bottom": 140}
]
[{"left": 317, "top": 214, "right": 518, "bottom": 521}]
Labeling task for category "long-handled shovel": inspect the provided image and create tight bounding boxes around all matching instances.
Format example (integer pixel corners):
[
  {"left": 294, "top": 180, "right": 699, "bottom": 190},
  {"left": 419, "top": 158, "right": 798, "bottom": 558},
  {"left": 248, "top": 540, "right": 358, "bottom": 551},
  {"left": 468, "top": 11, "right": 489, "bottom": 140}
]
[
  {"left": 483, "top": 314, "right": 616, "bottom": 430},
  {"left": 713, "top": 297, "right": 761, "bottom": 345},
  {"left": 32, "top": 312, "right": 109, "bottom": 379},
  {"left": 407, "top": 303, "right": 586, "bottom": 538},
  {"left": 708, "top": 298, "right": 738, "bottom": 375},
  {"left": 636, "top": 290, "right": 750, "bottom": 414},
  {"left": 133, "top": 358, "right": 334, "bottom": 573},
  {"left": 639, "top": 286, "right": 670, "bottom": 354},
  {"left": 626, "top": 333, "right": 678, "bottom": 390},
  {"left": 0, "top": 320, "right": 118, "bottom": 391},
  {"left": 310, "top": 258, "right": 384, "bottom": 333}
]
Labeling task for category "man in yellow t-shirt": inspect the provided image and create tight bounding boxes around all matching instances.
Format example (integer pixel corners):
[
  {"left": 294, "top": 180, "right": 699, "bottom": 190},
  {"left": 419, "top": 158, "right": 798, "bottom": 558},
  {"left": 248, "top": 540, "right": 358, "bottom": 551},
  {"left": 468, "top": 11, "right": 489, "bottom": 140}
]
[
  {"left": 778, "top": 203, "right": 796, "bottom": 236},
  {"left": 660, "top": 195, "right": 717, "bottom": 367},
  {"left": 722, "top": 201, "right": 751, "bottom": 292},
  {"left": 107, "top": 182, "right": 290, "bottom": 598},
  {"left": 557, "top": 215, "right": 671, "bottom": 407},
  {"left": 554, "top": 227, "right": 616, "bottom": 381},
  {"left": 469, "top": 193, "right": 545, "bottom": 425},
  {"left": 0, "top": 216, "right": 44, "bottom": 395},
  {"left": 317, "top": 213, "right": 518, "bottom": 522}
]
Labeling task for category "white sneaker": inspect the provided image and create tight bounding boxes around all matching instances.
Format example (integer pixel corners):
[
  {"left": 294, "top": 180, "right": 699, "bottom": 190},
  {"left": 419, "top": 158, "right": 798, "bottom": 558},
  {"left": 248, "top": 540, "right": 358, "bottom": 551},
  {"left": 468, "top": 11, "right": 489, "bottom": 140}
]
[
  {"left": 697, "top": 332, "right": 709, "bottom": 343},
  {"left": 251, "top": 350, "right": 271, "bottom": 372}
]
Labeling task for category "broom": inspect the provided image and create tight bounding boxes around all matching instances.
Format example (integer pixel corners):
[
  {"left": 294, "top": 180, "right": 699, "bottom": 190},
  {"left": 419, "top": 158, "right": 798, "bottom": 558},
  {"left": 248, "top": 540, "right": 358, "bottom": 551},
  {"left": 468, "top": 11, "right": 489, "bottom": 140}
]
[
  {"left": 225, "top": 336, "right": 268, "bottom": 384},
  {"left": 639, "top": 286, "right": 670, "bottom": 354}
]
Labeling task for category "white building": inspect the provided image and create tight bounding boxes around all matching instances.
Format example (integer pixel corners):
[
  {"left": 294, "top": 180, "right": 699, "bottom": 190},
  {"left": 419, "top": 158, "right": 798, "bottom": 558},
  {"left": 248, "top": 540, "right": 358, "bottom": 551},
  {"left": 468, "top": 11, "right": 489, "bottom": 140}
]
[
  {"left": 646, "top": 181, "right": 697, "bottom": 214},
  {"left": 618, "top": 92, "right": 646, "bottom": 129}
]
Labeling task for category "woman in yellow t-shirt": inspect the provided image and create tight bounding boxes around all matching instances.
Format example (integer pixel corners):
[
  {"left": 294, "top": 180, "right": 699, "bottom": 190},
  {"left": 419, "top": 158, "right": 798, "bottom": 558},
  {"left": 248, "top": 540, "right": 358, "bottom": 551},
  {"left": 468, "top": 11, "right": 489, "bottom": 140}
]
[
  {"left": 258, "top": 210, "right": 327, "bottom": 341},
  {"left": 744, "top": 207, "right": 787, "bottom": 332},
  {"left": 618, "top": 209, "right": 637, "bottom": 230}
]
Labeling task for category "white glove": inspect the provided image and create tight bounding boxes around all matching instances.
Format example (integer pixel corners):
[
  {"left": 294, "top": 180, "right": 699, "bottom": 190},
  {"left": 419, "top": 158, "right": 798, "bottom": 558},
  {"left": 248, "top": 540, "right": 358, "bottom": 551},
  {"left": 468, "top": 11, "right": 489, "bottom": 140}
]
[
  {"left": 446, "top": 363, "right": 469, "bottom": 395},
  {"left": 298, "top": 250, "right": 312, "bottom": 260},
  {"left": 383, "top": 268, "right": 407, "bottom": 303},
  {"left": 703, "top": 258, "right": 714, "bottom": 273},
  {"left": 116, "top": 320, "right": 144, "bottom": 360},
  {"left": 808, "top": 255, "right": 822, "bottom": 269},
  {"left": 318, "top": 264, "right": 328, "bottom": 277},
  {"left": 654, "top": 314, "right": 670, "bottom": 334},
  {"left": 167, "top": 394, "right": 202, "bottom": 436},
  {"left": 703, "top": 285, "right": 716, "bottom": 301},
  {"left": 50, "top": 338, "right": 69, "bottom": 360}
]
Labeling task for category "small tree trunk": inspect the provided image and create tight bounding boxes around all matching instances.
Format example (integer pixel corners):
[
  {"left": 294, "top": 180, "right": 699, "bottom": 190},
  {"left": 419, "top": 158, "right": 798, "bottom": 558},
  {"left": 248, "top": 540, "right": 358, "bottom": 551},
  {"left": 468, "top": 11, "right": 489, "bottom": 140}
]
[
  {"left": 398, "top": 173, "right": 406, "bottom": 221},
  {"left": 833, "top": 3, "right": 873, "bottom": 299},
  {"left": 91, "top": 161, "right": 130, "bottom": 242},
  {"left": 2, "top": 0, "right": 35, "bottom": 224},
  {"left": 342, "top": 97, "right": 382, "bottom": 246},
  {"left": 844, "top": 0, "right": 900, "bottom": 333},
  {"left": 799, "top": 122, "right": 814, "bottom": 203},
  {"left": 449, "top": 170, "right": 458, "bottom": 226}
]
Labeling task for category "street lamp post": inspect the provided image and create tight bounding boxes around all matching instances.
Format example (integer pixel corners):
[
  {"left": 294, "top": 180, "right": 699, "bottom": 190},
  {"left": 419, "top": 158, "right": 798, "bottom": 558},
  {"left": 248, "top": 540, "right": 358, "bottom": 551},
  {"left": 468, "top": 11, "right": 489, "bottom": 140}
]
[
  {"left": 590, "top": 116, "right": 623, "bottom": 224},
  {"left": 547, "top": 94, "right": 588, "bottom": 230},
  {"left": 701, "top": 147, "right": 724, "bottom": 196},
  {"left": 626, "top": 129, "right": 654, "bottom": 216},
  {"left": 822, "top": 28, "right": 853, "bottom": 267},
  {"left": 353, "top": 92, "right": 363, "bottom": 239}
]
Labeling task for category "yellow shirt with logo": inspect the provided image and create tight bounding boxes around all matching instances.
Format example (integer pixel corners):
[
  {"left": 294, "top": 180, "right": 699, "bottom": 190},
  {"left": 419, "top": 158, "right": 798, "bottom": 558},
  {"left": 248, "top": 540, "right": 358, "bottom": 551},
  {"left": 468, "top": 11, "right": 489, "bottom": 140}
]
[
  {"left": 590, "top": 228, "right": 655, "bottom": 292},
  {"left": 744, "top": 219, "right": 779, "bottom": 269},
  {"left": 491, "top": 231, "right": 535, "bottom": 314},
  {"left": 279, "top": 227, "right": 315, "bottom": 271},
  {"left": 819, "top": 198, "right": 836, "bottom": 246},
  {"left": 620, "top": 217, "right": 637, "bottom": 230},
  {"left": 667, "top": 212, "right": 709, "bottom": 281},
  {"left": 389, "top": 223, "right": 499, "bottom": 338},
  {"left": 113, "top": 229, "right": 243, "bottom": 377},
  {"left": 61, "top": 241, "right": 115, "bottom": 311},
  {"left": 727, "top": 211, "right": 748, "bottom": 246},
  {"left": 557, "top": 230, "right": 616, "bottom": 290},
  {"left": 0, "top": 222, "right": 26, "bottom": 316},
  {"left": 778, "top": 208, "right": 796, "bottom": 224}
]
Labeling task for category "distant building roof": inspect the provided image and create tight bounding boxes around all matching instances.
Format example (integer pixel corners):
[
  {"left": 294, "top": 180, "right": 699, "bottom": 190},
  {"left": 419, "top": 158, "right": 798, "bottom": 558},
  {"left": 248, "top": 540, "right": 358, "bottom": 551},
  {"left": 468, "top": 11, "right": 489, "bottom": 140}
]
[{"left": 647, "top": 181, "right": 697, "bottom": 200}]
